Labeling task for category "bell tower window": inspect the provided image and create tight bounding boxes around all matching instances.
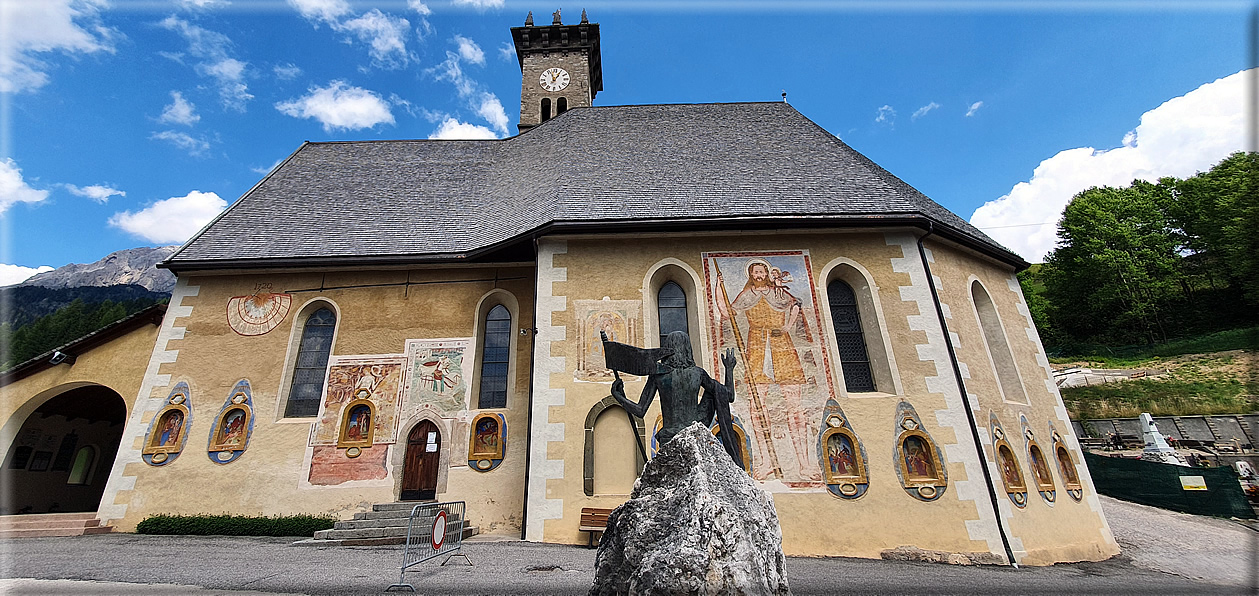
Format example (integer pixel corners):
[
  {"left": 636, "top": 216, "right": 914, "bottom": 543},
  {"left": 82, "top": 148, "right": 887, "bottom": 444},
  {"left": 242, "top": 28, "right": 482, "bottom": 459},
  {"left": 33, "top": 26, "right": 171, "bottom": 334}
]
[{"left": 511, "top": 10, "right": 603, "bottom": 133}]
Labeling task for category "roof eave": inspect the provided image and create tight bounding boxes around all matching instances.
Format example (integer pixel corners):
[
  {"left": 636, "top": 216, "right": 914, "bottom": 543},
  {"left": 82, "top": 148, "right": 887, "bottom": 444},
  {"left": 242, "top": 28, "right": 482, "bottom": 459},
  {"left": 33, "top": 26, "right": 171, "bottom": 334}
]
[{"left": 163, "top": 214, "right": 1027, "bottom": 274}]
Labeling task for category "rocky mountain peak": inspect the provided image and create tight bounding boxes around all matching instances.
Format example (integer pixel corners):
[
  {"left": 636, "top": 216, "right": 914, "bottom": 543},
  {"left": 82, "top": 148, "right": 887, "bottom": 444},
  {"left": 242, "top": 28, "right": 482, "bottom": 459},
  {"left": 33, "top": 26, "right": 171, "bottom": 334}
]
[{"left": 18, "top": 246, "right": 179, "bottom": 293}]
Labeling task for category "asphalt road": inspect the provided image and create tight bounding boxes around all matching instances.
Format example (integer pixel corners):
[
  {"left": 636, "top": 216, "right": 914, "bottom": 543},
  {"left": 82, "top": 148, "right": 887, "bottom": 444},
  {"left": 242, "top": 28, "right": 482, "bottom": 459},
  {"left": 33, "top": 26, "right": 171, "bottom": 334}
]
[{"left": 0, "top": 533, "right": 1248, "bottom": 596}]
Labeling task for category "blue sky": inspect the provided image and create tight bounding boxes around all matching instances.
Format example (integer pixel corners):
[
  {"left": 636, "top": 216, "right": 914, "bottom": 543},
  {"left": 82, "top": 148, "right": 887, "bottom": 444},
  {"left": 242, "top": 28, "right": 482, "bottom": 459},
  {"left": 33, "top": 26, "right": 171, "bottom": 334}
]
[{"left": 1, "top": 1, "right": 1253, "bottom": 284}]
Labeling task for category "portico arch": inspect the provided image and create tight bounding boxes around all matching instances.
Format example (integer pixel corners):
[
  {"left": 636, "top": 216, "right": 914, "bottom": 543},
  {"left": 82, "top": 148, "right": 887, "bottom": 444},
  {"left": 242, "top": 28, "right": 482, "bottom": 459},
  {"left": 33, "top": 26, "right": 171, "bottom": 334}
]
[{"left": 1, "top": 384, "right": 127, "bottom": 514}]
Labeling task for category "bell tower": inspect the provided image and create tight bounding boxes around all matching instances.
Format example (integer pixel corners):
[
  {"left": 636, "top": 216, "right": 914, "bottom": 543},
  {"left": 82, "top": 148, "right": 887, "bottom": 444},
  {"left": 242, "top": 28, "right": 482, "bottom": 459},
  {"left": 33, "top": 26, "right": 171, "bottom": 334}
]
[{"left": 511, "top": 9, "right": 602, "bottom": 133}]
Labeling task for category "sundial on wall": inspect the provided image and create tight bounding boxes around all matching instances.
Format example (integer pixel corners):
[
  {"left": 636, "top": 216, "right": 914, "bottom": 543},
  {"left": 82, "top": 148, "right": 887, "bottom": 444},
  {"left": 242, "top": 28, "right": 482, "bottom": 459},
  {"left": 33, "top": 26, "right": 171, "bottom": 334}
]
[{"left": 227, "top": 284, "right": 292, "bottom": 336}]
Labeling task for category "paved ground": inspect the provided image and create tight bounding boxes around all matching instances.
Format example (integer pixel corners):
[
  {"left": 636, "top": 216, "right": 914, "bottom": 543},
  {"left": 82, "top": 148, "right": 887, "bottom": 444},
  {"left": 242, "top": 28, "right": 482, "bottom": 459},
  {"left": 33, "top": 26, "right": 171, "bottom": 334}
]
[{"left": 1, "top": 496, "right": 1255, "bottom": 595}]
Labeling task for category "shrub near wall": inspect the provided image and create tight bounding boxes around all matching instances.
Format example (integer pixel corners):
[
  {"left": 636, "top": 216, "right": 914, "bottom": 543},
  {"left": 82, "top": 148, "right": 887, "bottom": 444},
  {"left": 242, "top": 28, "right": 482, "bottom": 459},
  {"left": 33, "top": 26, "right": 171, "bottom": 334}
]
[{"left": 136, "top": 513, "right": 335, "bottom": 536}]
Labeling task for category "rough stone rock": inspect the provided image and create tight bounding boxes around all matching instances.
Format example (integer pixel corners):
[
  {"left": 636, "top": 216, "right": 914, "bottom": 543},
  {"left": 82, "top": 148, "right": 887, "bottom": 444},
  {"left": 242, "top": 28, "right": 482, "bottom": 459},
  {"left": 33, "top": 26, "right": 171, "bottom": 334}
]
[{"left": 589, "top": 423, "right": 791, "bottom": 596}]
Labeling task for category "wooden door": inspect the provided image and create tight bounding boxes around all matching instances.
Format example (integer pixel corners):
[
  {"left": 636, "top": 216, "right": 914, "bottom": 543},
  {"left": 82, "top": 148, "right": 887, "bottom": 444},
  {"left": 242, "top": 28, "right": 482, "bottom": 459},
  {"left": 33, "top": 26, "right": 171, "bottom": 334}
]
[{"left": 402, "top": 421, "right": 441, "bottom": 501}]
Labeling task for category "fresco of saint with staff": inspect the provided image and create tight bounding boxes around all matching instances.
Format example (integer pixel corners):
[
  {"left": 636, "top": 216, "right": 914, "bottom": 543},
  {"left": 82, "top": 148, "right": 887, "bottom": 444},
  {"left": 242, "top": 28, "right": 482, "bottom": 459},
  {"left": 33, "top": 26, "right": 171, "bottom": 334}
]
[{"left": 704, "top": 250, "right": 837, "bottom": 485}]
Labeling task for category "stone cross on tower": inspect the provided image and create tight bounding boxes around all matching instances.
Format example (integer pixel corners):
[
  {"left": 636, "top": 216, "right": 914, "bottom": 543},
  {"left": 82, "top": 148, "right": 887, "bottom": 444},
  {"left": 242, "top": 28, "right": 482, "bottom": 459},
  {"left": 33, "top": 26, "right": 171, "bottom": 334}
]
[{"left": 510, "top": 10, "right": 602, "bottom": 133}]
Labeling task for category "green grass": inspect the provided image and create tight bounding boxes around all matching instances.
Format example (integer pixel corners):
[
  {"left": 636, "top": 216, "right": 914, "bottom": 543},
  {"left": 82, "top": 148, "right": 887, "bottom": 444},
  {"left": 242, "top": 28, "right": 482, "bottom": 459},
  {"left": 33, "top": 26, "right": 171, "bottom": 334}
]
[
  {"left": 1048, "top": 326, "right": 1259, "bottom": 368},
  {"left": 1062, "top": 378, "right": 1257, "bottom": 419}
]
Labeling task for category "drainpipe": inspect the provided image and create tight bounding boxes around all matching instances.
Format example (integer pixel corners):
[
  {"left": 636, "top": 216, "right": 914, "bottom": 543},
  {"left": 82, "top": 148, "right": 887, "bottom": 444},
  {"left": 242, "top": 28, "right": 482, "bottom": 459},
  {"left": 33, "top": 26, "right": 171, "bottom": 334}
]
[
  {"left": 520, "top": 236, "right": 541, "bottom": 540},
  {"left": 915, "top": 223, "right": 1019, "bottom": 568}
]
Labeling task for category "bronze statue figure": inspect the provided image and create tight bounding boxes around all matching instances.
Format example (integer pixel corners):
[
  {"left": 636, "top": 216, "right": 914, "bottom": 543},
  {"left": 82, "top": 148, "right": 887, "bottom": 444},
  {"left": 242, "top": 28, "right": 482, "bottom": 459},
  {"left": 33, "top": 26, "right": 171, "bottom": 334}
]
[{"left": 602, "top": 330, "right": 744, "bottom": 469}]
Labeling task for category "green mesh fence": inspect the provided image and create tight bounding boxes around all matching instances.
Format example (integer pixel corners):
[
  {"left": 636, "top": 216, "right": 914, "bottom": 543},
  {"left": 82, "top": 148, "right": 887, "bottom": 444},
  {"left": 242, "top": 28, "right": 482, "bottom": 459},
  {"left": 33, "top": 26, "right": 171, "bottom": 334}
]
[{"left": 1084, "top": 452, "right": 1255, "bottom": 519}]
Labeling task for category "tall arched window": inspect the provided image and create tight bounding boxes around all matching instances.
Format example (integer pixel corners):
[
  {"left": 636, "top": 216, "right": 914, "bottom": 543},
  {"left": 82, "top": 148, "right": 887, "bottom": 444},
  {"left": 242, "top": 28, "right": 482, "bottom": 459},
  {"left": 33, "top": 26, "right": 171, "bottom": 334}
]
[
  {"left": 541, "top": 98, "right": 552, "bottom": 122},
  {"left": 67, "top": 446, "right": 96, "bottom": 485},
  {"left": 971, "top": 281, "right": 1028, "bottom": 404},
  {"left": 657, "top": 281, "right": 689, "bottom": 345},
  {"left": 557, "top": 97, "right": 568, "bottom": 114},
  {"left": 478, "top": 305, "right": 511, "bottom": 409},
  {"left": 285, "top": 307, "right": 336, "bottom": 417},
  {"left": 828, "top": 279, "right": 875, "bottom": 392}
]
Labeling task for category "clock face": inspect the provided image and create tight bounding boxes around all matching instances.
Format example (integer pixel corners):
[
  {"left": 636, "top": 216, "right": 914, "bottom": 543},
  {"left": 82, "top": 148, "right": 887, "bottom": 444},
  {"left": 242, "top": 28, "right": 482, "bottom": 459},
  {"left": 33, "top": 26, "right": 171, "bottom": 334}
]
[{"left": 539, "top": 67, "right": 570, "bottom": 92}]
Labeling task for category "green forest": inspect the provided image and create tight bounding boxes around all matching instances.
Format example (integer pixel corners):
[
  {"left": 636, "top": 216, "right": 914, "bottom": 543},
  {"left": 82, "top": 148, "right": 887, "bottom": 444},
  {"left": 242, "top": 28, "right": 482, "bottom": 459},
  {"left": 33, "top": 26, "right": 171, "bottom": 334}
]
[
  {"left": 1020, "top": 151, "right": 1259, "bottom": 354},
  {"left": 0, "top": 297, "right": 165, "bottom": 370}
]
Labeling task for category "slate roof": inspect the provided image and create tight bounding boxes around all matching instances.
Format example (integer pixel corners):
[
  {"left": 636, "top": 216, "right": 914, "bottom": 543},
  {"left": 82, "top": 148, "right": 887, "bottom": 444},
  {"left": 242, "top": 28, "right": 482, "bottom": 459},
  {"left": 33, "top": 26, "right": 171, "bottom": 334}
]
[{"left": 166, "top": 102, "right": 1024, "bottom": 271}]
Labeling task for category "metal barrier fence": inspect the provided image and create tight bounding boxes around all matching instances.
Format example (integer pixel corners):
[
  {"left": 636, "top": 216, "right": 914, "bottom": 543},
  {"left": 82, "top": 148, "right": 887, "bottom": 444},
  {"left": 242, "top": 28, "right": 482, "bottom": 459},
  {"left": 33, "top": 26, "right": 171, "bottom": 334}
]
[
  {"left": 386, "top": 501, "right": 472, "bottom": 592},
  {"left": 1084, "top": 452, "right": 1255, "bottom": 519}
]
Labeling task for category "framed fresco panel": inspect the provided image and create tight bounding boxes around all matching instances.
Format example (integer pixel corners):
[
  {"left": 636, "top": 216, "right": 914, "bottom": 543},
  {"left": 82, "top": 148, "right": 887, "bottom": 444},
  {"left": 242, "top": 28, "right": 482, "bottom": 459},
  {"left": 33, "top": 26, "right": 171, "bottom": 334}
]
[
  {"left": 143, "top": 382, "right": 193, "bottom": 466},
  {"left": 338, "top": 398, "right": 377, "bottom": 448},
  {"left": 468, "top": 412, "right": 507, "bottom": 472},
  {"left": 207, "top": 379, "right": 255, "bottom": 464},
  {"left": 574, "top": 299, "right": 642, "bottom": 382},
  {"left": 1049, "top": 421, "right": 1084, "bottom": 501},
  {"left": 702, "top": 250, "right": 837, "bottom": 486},
  {"left": 1021, "top": 415, "right": 1056, "bottom": 503},
  {"left": 311, "top": 355, "right": 406, "bottom": 447},
  {"left": 404, "top": 339, "right": 473, "bottom": 418},
  {"left": 892, "top": 401, "right": 948, "bottom": 501},
  {"left": 815, "top": 400, "right": 868, "bottom": 499},
  {"left": 991, "top": 413, "right": 1028, "bottom": 508}
]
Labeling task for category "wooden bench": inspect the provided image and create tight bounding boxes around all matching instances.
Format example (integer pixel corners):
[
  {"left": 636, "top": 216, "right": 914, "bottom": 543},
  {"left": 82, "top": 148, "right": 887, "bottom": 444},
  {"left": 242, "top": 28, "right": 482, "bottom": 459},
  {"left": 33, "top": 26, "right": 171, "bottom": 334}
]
[
  {"left": 1078, "top": 437, "right": 1107, "bottom": 451},
  {"left": 579, "top": 507, "right": 614, "bottom": 547}
]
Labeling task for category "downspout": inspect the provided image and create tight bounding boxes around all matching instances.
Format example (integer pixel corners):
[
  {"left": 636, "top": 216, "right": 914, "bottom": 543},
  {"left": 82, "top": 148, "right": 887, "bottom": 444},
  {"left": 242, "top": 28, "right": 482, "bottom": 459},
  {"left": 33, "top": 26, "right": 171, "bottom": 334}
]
[
  {"left": 915, "top": 223, "right": 1019, "bottom": 568},
  {"left": 520, "top": 235, "right": 541, "bottom": 540}
]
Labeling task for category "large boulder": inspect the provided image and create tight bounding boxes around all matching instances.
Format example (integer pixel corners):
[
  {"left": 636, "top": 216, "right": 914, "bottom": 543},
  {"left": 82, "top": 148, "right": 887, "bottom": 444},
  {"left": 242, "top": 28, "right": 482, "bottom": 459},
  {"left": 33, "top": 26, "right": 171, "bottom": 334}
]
[{"left": 590, "top": 423, "right": 792, "bottom": 596}]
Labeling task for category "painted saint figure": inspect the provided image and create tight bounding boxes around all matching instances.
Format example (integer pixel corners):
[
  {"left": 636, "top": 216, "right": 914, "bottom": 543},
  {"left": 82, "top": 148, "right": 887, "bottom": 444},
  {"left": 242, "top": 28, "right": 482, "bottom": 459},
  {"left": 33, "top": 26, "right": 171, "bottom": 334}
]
[
  {"left": 346, "top": 405, "right": 371, "bottom": 442},
  {"left": 1056, "top": 447, "right": 1079, "bottom": 484},
  {"left": 159, "top": 412, "right": 183, "bottom": 447},
  {"left": 827, "top": 434, "right": 856, "bottom": 477},
  {"left": 220, "top": 410, "right": 245, "bottom": 445},
  {"left": 903, "top": 436, "right": 935, "bottom": 479},
  {"left": 719, "top": 259, "right": 816, "bottom": 479},
  {"left": 1030, "top": 446, "right": 1052, "bottom": 485},
  {"left": 475, "top": 418, "right": 499, "bottom": 454}
]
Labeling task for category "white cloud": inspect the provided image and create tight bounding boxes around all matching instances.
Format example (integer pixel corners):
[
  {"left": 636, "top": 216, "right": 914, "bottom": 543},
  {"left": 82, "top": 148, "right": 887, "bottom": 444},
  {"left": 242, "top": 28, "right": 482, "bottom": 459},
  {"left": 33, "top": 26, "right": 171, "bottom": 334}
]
[
  {"left": 274, "top": 63, "right": 302, "bottom": 80},
  {"left": 476, "top": 93, "right": 508, "bottom": 136},
  {"left": 0, "top": 159, "right": 50, "bottom": 213},
  {"left": 429, "top": 118, "right": 497, "bottom": 140},
  {"left": 108, "top": 190, "right": 227, "bottom": 244},
  {"left": 454, "top": 35, "right": 485, "bottom": 65},
  {"left": 407, "top": 0, "right": 432, "bottom": 15},
  {"left": 965, "top": 101, "right": 984, "bottom": 117},
  {"left": 251, "top": 158, "right": 285, "bottom": 175},
  {"left": 451, "top": 0, "right": 504, "bottom": 10},
  {"left": 0, "top": 264, "right": 54, "bottom": 286},
  {"left": 160, "top": 16, "right": 253, "bottom": 111},
  {"left": 159, "top": 91, "right": 200, "bottom": 126},
  {"left": 427, "top": 39, "right": 509, "bottom": 135},
  {"left": 971, "top": 68, "right": 1253, "bottom": 263},
  {"left": 151, "top": 130, "right": 211, "bottom": 155},
  {"left": 276, "top": 80, "right": 395, "bottom": 132},
  {"left": 874, "top": 105, "right": 895, "bottom": 124},
  {"left": 289, "top": 0, "right": 414, "bottom": 68},
  {"left": 64, "top": 184, "right": 124, "bottom": 203},
  {"left": 0, "top": 0, "right": 116, "bottom": 93},
  {"left": 288, "top": 0, "right": 351, "bottom": 24},
  {"left": 497, "top": 42, "right": 515, "bottom": 62},
  {"left": 340, "top": 10, "right": 412, "bottom": 68},
  {"left": 911, "top": 102, "right": 940, "bottom": 121},
  {"left": 177, "top": 0, "right": 230, "bottom": 9}
]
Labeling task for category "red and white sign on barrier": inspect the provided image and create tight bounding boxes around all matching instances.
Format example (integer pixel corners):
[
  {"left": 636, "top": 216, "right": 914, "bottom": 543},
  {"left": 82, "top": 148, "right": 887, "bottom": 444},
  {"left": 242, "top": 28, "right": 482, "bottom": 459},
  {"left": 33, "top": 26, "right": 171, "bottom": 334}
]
[{"left": 386, "top": 501, "right": 471, "bottom": 592}]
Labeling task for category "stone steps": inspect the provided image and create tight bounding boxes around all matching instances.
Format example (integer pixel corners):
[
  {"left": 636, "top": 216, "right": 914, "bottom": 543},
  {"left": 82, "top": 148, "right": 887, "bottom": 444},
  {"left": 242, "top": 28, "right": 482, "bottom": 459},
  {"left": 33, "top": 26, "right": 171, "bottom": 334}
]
[
  {"left": 0, "top": 513, "right": 112, "bottom": 538},
  {"left": 292, "top": 502, "right": 477, "bottom": 547}
]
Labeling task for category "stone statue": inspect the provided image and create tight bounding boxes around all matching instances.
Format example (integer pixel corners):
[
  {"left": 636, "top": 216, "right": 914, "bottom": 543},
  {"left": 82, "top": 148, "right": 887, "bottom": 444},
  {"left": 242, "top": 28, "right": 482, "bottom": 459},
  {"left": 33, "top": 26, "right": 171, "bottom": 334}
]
[{"left": 603, "top": 330, "right": 744, "bottom": 469}]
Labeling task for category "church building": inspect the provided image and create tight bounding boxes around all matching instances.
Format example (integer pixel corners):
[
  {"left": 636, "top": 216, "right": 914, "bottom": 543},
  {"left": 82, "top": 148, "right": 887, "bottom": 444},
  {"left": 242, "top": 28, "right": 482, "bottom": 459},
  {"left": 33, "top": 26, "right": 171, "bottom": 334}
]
[{"left": 3, "top": 13, "right": 1118, "bottom": 565}]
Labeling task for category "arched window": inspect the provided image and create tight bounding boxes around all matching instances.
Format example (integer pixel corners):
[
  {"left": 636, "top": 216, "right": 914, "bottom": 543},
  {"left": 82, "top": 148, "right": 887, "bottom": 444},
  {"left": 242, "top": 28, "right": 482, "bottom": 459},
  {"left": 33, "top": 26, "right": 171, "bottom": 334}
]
[
  {"left": 285, "top": 307, "right": 336, "bottom": 417},
  {"left": 541, "top": 98, "right": 552, "bottom": 122},
  {"left": 971, "top": 281, "right": 1028, "bottom": 404},
  {"left": 478, "top": 305, "right": 511, "bottom": 409},
  {"left": 657, "top": 281, "right": 689, "bottom": 345},
  {"left": 828, "top": 279, "right": 875, "bottom": 393},
  {"left": 557, "top": 97, "right": 568, "bottom": 114},
  {"left": 67, "top": 446, "right": 96, "bottom": 485}
]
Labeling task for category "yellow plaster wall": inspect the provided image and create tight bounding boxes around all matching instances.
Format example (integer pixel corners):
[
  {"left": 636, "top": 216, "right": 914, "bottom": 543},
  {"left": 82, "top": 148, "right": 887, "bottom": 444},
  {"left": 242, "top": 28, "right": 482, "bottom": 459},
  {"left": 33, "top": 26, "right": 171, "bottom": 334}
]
[
  {"left": 1, "top": 322, "right": 159, "bottom": 465},
  {"left": 922, "top": 238, "right": 1119, "bottom": 564},
  {"left": 531, "top": 231, "right": 1116, "bottom": 563},
  {"left": 108, "top": 266, "right": 534, "bottom": 535}
]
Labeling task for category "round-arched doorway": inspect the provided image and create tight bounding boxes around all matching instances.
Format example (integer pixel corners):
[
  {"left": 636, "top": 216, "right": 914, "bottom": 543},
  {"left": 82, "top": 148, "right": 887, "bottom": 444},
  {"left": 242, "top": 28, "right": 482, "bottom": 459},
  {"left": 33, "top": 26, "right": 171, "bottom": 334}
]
[{"left": 2, "top": 385, "right": 127, "bottom": 515}]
